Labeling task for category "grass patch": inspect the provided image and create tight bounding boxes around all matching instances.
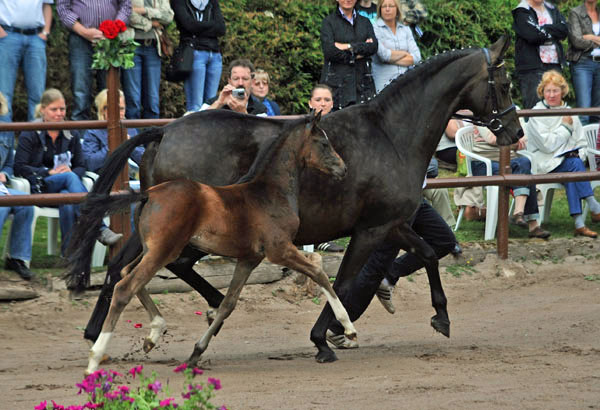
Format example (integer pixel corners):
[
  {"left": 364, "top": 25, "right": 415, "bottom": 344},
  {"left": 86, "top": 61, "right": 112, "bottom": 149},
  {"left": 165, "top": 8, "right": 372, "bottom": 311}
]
[
  {"left": 446, "top": 263, "right": 477, "bottom": 278},
  {"left": 584, "top": 274, "right": 600, "bottom": 282}
]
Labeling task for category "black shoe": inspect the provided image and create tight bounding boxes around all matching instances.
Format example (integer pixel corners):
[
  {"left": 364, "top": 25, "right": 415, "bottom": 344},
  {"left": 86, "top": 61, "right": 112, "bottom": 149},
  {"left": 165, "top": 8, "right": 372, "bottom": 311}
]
[
  {"left": 5, "top": 258, "right": 33, "bottom": 281},
  {"left": 317, "top": 242, "right": 344, "bottom": 252},
  {"left": 450, "top": 243, "right": 463, "bottom": 256}
]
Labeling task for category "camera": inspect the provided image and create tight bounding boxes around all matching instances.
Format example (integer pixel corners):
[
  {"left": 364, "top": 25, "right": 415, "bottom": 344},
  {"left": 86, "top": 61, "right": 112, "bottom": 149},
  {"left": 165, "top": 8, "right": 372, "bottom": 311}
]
[{"left": 232, "top": 88, "right": 246, "bottom": 99}]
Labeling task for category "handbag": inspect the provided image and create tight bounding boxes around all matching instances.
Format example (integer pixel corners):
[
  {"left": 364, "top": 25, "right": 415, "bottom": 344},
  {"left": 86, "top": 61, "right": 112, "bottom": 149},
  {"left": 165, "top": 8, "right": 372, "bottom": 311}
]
[
  {"left": 159, "top": 31, "right": 174, "bottom": 58},
  {"left": 166, "top": 42, "right": 194, "bottom": 82}
]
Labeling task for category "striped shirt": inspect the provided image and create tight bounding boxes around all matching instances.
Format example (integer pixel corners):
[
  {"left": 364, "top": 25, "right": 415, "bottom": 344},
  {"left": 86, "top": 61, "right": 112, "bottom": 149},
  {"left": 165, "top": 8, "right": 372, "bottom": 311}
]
[{"left": 56, "top": 0, "right": 131, "bottom": 29}]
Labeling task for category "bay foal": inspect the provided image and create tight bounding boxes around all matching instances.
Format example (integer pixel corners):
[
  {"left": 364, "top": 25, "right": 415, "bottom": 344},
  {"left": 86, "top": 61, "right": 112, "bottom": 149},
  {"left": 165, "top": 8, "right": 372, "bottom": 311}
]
[{"left": 86, "top": 112, "right": 353, "bottom": 373}]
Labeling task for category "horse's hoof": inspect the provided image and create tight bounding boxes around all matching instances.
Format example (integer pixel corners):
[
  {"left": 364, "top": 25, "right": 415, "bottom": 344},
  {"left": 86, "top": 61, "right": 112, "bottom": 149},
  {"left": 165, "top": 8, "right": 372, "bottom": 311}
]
[
  {"left": 315, "top": 350, "right": 338, "bottom": 363},
  {"left": 431, "top": 315, "right": 450, "bottom": 338},
  {"left": 143, "top": 338, "right": 155, "bottom": 353}
]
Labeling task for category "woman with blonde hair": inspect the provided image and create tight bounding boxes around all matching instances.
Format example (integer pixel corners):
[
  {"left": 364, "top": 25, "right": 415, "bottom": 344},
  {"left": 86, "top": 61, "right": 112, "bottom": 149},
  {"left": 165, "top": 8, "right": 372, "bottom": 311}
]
[
  {"left": 371, "top": 0, "right": 421, "bottom": 93},
  {"left": 250, "top": 69, "right": 281, "bottom": 116},
  {"left": 82, "top": 89, "right": 143, "bottom": 174},
  {"left": 15, "top": 89, "right": 123, "bottom": 255},
  {"left": 526, "top": 70, "right": 600, "bottom": 237}
]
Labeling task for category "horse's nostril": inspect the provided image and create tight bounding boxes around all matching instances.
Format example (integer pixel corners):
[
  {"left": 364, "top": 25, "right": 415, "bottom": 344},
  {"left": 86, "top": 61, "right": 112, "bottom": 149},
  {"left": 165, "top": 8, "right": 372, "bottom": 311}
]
[{"left": 517, "top": 128, "right": 524, "bottom": 138}]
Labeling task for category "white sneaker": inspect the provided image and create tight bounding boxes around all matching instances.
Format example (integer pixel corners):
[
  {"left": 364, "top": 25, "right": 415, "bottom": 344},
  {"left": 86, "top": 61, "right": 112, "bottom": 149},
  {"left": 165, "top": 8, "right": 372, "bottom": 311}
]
[
  {"left": 376, "top": 282, "right": 395, "bottom": 314},
  {"left": 326, "top": 330, "right": 359, "bottom": 349},
  {"left": 98, "top": 228, "right": 123, "bottom": 246}
]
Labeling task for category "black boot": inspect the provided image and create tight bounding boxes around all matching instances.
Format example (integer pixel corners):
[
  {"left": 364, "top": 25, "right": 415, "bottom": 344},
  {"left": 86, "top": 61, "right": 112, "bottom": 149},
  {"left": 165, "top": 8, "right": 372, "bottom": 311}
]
[{"left": 5, "top": 258, "right": 33, "bottom": 280}]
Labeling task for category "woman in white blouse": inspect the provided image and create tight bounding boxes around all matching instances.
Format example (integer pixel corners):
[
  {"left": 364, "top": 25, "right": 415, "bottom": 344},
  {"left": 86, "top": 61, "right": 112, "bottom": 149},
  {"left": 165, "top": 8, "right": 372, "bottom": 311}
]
[{"left": 371, "top": 0, "right": 421, "bottom": 94}]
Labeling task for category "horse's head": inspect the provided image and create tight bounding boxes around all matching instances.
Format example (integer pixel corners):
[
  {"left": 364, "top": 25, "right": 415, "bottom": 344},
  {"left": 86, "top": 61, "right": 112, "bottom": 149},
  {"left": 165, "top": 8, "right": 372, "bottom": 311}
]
[
  {"left": 462, "top": 35, "right": 523, "bottom": 146},
  {"left": 301, "top": 110, "right": 347, "bottom": 179}
]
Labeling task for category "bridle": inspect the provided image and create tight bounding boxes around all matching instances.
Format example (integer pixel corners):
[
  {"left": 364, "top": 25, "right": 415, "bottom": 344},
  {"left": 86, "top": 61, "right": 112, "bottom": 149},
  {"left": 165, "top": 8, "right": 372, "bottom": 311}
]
[{"left": 452, "top": 48, "right": 517, "bottom": 134}]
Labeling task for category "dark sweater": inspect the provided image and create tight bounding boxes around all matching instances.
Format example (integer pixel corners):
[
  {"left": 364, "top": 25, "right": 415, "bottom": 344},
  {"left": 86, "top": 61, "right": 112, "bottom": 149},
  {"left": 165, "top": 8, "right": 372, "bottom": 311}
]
[{"left": 171, "top": 0, "right": 225, "bottom": 52}]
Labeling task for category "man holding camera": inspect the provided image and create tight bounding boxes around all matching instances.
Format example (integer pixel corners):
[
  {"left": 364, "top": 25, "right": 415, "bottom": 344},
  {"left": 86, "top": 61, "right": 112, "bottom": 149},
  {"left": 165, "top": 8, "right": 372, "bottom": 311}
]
[{"left": 201, "top": 58, "right": 267, "bottom": 116}]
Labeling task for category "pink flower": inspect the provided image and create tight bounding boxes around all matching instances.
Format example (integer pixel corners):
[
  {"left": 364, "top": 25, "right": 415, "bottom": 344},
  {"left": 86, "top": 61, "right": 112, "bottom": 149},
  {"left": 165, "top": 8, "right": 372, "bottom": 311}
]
[
  {"left": 128, "top": 365, "right": 143, "bottom": 378},
  {"left": 173, "top": 363, "right": 187, "bottom": 373},
  {"left": 219, "top": 406, "right": 228, "bottom": 410},
  {"left": 34, "top": 401, "right": 47, "bottom": 410},
  {"left": 208, "top": 377, "right": 222, "bottom": 390},
  {"left": 134, "top": 323, "right": 143, "bottom": 328},
  {"left": 66, "top": 406, "right": 84, "bottom": 410},
  {"left": 181, "top": 391, "right": 191, "bottom": 399},
  {"left": 148, "top": 380, "right": 162, "bottom": 393},
  {"left": 159, "top": 397, "right": 177, "bottom": 407},
  {"left": 51, "top": 400, "right": 65, "bottom": 410},
  {"left": 83, "top": 403, "right": 103, "bottom": 409},
  {"left": 109, "top": 370, "right": 123, "bottom": 378},
  {"left": 117, "top": 385, "right": 130, "bottom": 394},
  {"left": 126, "top": 319, "right": 131, "bottom": 323},
  {"left": 122, "top": 396, "right": 135, "bottom": 403},
  {"left": 194, "top": 311, "right": 202, "bottom": 315},
  {"left": 192, "top": 367, "right": 204, "bottom": 376}
]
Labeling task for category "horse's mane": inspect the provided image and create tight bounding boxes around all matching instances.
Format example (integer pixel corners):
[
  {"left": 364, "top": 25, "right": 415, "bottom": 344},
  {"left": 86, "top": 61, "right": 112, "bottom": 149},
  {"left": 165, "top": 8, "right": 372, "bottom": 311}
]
[
  {"left": 373, "top": 47, "right": 479, "bottom": 104},
  {"left": 236, "top": 116, "right": 308, "bottom": 184}
]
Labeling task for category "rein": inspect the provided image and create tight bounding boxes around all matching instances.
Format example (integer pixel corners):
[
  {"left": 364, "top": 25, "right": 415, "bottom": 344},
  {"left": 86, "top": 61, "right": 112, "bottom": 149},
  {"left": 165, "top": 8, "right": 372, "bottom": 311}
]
[{"left": 452, "top": 48, "right": 516, "bottom": 134}]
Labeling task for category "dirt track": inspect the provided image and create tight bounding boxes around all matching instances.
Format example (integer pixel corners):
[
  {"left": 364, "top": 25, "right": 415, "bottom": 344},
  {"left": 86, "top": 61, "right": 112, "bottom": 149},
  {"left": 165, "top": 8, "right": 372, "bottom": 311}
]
[{"left": 1, "top": 239, "right": 600, "bottom": 409}]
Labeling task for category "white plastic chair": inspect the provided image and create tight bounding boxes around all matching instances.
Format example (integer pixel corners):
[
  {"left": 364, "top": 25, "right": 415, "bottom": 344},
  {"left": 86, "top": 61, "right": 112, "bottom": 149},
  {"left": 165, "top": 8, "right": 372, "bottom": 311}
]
[
  {"left": 582, "top": 123, "right": 600, "bottom": 218},
  {"left": 9, "top": 174, "right": 107, "bottom": 267},
  {"left": 454, "top": 126, "right": 504, "bottom": 240}
]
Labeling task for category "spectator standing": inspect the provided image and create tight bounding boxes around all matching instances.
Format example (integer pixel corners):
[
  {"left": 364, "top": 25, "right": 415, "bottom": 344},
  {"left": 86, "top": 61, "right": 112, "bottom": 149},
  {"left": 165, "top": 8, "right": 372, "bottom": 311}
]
[
  {"left": 171, "top": 0, "right": 226, "bottom": 112},
  {"left": 121, "top": 0, "right": 174, "bottom": 120},
  {"left": 0, "top": 0, "right": 53, "bottom": 123},
  {"left": 202, "top": 59, "right": 266, "bottom": 115},
  {"left": 0, "top": 92, "right": 35, "bottom": 281},
  {"left": 371, "top": 0, "right": 421, "bottom": 94},
  {"left": 56, "top": 0, "right": 131, "bottom": 121},
  {"left": 320, "top": 0, "right": 378, "bottom": 111},
  {"left": 15, "top": 89, "right": 122, "bottom": 256},
  {"left": 251, "top": 69, "right": 281, "bottom": 116},
  {"left": 567, "top": 0, "right": 600, "bottom": 125},
  {"left": 356, "top": 0, "right": 377, "bottom": 25},
  {"left": 512, "top": 0, "right": 568, "bottom": 109},
  {"left": 526, "top": 70, "right": 600, "bottom": 238}
]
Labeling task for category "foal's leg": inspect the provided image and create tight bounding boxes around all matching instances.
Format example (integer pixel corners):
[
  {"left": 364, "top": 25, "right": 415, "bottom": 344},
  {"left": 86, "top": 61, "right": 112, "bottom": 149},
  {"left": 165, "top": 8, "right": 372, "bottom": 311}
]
[
  {"left": 136, "top": 288, "right": 167, "bottom": 353},
  {"left": 187, "top": 257, "right": 262, "bottom": 367},
  {"left": 86, "top": 251, "right": 169, "bottom": 375},
  {"left": 269, "top": 245, "right": 356, "bottom": 340}
]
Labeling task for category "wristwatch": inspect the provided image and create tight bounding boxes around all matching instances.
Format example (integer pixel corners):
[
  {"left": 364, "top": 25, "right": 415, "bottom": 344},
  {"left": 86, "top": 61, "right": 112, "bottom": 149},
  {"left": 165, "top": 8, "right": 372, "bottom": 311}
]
[{"left": 42, "top": 31, "right": 50, "bottom": 36}]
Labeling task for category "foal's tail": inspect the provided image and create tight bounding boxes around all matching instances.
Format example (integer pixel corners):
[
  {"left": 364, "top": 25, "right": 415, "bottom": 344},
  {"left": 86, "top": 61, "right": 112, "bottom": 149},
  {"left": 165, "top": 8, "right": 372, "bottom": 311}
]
[{"left": 65, "top": 127, "right": 164, "bottom": 292}]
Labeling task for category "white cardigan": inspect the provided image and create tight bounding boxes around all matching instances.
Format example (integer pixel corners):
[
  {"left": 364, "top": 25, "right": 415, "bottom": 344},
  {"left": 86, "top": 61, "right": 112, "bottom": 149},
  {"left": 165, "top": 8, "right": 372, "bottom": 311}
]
[{"left": 525, "top": 100, "right": 587, "bottom": 174}]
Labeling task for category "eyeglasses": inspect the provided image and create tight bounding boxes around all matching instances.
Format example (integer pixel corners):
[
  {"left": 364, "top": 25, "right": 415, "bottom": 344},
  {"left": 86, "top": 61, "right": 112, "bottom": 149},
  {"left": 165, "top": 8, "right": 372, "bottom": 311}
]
[{"left": 382, "top": 4, "right": 396, "bottom": 9}]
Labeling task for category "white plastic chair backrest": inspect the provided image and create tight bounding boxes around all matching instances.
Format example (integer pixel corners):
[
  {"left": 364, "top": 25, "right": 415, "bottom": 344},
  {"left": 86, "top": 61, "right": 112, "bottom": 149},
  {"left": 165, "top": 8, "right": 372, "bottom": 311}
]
[
  {"left": 583, "top": 124, "right": 599, "bottom": 172},
  {"left": 454, "top": 125, "right": 476, "bottom": 177}
]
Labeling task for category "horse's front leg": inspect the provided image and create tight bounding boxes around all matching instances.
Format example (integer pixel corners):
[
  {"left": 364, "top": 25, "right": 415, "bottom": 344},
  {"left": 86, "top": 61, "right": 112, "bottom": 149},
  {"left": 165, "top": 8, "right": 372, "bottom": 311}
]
[
  {"left": 392, "top": 225, "right": 450, "bottom": 337},
  {"left": 270, "top": 247, "right": 357, "bottom": 345},
  {"left": 187, "top": 257, "right": 262, "bottom": 367}
]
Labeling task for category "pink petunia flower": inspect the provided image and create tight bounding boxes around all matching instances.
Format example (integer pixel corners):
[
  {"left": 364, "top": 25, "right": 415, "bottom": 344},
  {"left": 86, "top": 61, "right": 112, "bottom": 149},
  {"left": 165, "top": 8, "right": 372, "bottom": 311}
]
[
  {"left": 118, "top": 385, "right": 130, "bottom": 394},
  {"left": 34, "top": 401, "right": 47, "bottom": 410},
  {"left": 192, "top": 367, "right": 204, "bottom": 376},
  {"left": 52, "top": 400, "right": 65, "bottom": 410},
  {"left": 66, "top": 406, "right": 84, "bottom": 410},
  {"left": 208, "top": 377, "right": 222, "bottom": 390},
  {"left": 173, "top": 363, "right": 187, "bottom": 373},
  {"left": 194, "top": 311, "right": 202, "bottom": 315},
  {"left": 148, "top": 380, "right": 162, "bottom": 393},
  {"left": 181, "top": 391, "right": 191, "bottom": 399},
  {"left": 83, "top": 403, "right": 103, "bottom": 409},
  {"left": 128, "top": 365, "right": 143, "bottom": 378},
  {"left": 134, "top": 323, "right": 143, "bottom": 328},
  {"left": 159, "top": 397, "right": 176, "bottom": 407},
  {"left": 219, "top": 406, "right": 228, "bottom": 410}
]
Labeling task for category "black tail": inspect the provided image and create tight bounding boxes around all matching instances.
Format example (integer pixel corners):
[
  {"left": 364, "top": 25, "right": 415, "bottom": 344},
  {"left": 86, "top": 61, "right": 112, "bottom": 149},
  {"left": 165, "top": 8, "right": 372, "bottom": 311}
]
[{"left": 64, "top": 127, "right": 163, "bottom": 292}]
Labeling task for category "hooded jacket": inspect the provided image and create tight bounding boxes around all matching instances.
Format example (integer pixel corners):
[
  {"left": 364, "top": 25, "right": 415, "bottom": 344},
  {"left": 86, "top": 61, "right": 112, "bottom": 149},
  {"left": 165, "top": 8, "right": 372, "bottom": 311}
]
[{"left": 512, "top": 0, "right": 568, "bottom": 73}]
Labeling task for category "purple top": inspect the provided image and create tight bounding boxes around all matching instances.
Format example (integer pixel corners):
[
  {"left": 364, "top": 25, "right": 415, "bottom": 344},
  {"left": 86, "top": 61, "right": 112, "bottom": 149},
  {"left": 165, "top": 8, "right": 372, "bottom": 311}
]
[{"left": 56, "top": 0, "right": 131, "bottom": 29}]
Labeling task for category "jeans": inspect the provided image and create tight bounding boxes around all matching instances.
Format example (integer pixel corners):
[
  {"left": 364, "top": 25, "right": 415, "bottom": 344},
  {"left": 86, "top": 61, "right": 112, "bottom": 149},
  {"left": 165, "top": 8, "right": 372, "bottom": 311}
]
[
  {"left": 552, "top": 157, "right": 594, "bottom": 215},
  {"left": 121, "top": 45, "right": 162, "bottom": 119},
  {"left": 570, "top": 57, "right": 600, "bottom": 125},
  {"left": 68, "top": 33, "right": 107, "bottom": 121},
  {"left": 43, "top": 172, "right": 87, "bottom": 254},
  {"left": 0, "top": 189, "right": 33, "bottom": 262},
  {"left": 328, "top": 201, "right": 456, "bottom": 334},
  {"left": 0, "top": 31, "right": 47, "bottom": 122},
  {"left": 184, "top": 50, "right": 222, "bottom": 112},
  {"left": 517, "top": 64, "right": 561, "bottom": 109},
  {"left": 471, "top": 156, "right": 540, "bottom": 219}
]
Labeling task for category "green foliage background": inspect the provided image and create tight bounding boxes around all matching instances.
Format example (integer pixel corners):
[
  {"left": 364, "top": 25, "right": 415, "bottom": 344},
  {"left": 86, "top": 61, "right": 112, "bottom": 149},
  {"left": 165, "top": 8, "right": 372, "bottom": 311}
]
[{"left": 10, "top": 0, "right": 582, "bottom": 121}]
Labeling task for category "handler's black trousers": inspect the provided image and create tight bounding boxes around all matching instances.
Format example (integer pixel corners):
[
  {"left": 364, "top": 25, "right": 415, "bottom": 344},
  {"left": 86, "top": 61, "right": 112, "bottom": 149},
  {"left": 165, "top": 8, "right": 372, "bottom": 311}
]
[{"left": 329, "top": 201, "right": 456, "bottom": 334}]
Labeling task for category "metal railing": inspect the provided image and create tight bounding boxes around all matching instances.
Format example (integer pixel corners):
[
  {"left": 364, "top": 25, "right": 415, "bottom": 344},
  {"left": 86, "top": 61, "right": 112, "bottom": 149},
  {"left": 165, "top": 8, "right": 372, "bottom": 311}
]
[{"left": 2, "top": 80, "right": 600, "bottom": 259}]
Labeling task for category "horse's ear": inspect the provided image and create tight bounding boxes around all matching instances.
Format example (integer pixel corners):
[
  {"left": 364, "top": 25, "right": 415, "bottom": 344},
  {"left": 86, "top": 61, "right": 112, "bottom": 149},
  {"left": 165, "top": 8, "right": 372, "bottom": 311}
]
[{"left": 490, "top": 33, "right": 511, "bottom": 63}]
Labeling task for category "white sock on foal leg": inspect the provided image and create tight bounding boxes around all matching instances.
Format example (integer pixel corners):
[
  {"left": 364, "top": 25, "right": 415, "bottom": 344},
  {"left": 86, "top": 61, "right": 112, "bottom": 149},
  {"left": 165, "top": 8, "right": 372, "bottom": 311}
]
[
  {"left": 87, "top": 332, "right": 113, "bottom": 374},
  {"left": 320, "top": 287, "right": 357, "bottom": 338}
]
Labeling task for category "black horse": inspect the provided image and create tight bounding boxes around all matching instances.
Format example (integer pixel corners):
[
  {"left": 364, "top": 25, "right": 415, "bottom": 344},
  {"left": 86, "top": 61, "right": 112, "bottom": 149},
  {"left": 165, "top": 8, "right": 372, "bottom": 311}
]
[{"left": 68, "top": 36, "right": 522, "bottom": 364}]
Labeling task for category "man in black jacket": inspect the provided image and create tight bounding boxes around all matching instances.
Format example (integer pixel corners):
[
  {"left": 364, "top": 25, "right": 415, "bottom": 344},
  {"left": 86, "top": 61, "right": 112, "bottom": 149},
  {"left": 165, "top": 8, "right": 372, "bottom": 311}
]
[
  {"left": 320, "top": 0, "right": 378, "bottom": 111},
  {"left": 202, "top": 59, "right": 267, "bottom": 116},
  {"left": 512, "top": 0, "right": 568, "bottom": 108}
]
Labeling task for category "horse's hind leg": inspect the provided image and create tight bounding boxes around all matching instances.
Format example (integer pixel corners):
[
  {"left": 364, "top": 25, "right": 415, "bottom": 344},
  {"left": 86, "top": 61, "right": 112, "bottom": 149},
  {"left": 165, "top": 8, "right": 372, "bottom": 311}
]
[
  {"left": 86, "top": 251, "right": 169, "bottom": 375},
  {"left": 136, "top": 288, "right": 166, "bottom": 353},
  {"left": 187, "top": 257, "right": 262, "bottom": 367}
]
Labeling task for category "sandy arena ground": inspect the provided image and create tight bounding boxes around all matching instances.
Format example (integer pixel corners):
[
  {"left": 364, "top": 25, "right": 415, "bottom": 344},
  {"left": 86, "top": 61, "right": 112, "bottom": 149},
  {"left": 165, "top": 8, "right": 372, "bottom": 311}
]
[{"left": 1, "top": 238, "right": 599, "bottom": 409}]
